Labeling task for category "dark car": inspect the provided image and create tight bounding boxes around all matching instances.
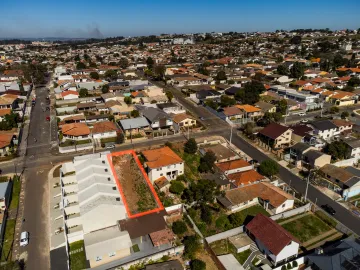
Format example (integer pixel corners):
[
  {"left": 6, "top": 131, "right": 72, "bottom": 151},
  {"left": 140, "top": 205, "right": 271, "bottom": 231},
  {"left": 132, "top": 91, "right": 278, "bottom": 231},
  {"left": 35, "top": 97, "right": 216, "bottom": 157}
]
[{"left": 321, "top": 204, "right": 336, "bottom": 215}]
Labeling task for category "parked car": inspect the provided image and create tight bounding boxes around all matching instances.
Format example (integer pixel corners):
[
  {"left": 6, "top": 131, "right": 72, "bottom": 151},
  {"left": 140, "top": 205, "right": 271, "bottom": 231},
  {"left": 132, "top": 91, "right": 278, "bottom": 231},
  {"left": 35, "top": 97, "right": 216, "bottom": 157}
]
[
  {"left": 301, "top": 119, "right": 308, "bottom": 123},
  {"left": 321, "top": 204, "right": 336, "bottom": 215},
  {"left": 106, "top": 144, "right": 115, "bottom": 149},
  {"left": 46, "top": 116, "right": 50, "bottom": 121},
  {"left": 20, "top": 231, "right": 29, "bottom": 247},
  {"left": 298, "top": 112, "right": 306, "bottom": 116}
]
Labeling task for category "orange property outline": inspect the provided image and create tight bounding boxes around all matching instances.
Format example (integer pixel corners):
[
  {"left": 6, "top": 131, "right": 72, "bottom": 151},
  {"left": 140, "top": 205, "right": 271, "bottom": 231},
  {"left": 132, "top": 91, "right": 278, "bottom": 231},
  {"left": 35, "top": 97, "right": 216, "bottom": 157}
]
[{"left": 107, "top": 150, "right": 164, "bottom": 219}]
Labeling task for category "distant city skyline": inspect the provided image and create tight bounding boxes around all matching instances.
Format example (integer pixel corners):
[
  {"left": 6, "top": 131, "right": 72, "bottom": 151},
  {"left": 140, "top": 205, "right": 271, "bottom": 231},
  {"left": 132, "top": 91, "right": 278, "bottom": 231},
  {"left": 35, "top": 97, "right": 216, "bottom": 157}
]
[{"left": 1, "top": 0, "right": 359, "bottom": 38}]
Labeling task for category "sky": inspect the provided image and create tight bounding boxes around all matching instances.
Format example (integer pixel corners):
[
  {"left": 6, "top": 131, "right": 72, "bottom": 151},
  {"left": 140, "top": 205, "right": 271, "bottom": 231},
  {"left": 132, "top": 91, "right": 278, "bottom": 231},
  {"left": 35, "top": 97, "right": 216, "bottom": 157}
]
[{"left": 1, "top": 0, "right": 359, "bottom": 38}]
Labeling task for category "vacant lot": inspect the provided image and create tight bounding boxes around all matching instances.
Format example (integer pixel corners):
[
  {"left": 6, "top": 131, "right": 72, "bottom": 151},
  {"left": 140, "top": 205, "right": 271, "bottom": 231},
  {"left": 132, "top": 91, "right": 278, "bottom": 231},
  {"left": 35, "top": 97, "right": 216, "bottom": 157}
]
[
  {"left": 282, "top": 214, "right": 331, "bottom": 243},
  {"left": 112, "top": 154, "right": 157, "bottom": 214},
  {"left": 232, "top": 205, "right": 270, "bottom": 225},
  {"left": 69, "top": 240, "right": 88, "bottom": 270}
]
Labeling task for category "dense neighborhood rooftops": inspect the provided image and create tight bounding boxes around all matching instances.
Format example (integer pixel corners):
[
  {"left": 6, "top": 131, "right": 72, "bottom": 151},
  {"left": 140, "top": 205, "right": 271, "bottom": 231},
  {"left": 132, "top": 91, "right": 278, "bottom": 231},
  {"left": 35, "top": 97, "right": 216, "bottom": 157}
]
[
  {"left": 223, "top": 106, "right": 243, "bottom": 116},
  {"left": 258, "top": 123, "right": 291, "bottom": 139},
  {"left": 142, "top": 146, "right": 183, "bottom": 169},
  {"left": 331, "top": 119, "right": 353, "bottom": 128},
  {"left": 201, "top": 144, "right": 236, "bottom": 161},
  {"left": 246, "top": 213, "right": 299, "bottom": 254},
  {"left": 311, "top": 120, "right": 338, "bottom": 131},
  {"left": 291, "top": 142, "right": 312, "bottom": 153},
  {"left": 236, "top": 104, "right": 262, "bottom": 113},
  {"left": 320, "top": 164, "right": 358, "bottom": 185},
  {"left": 291, "top": 124, "right": 313, "bottom": 137}
]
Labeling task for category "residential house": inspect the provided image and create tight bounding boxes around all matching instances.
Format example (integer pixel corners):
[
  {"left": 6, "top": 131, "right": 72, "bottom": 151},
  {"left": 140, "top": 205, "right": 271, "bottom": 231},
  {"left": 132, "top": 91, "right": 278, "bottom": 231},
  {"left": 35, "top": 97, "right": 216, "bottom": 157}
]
[
  {"left": 258, "top": 123, "right": 293, "bottom": 148},
  {"left": 310, "top": 120, "right": 339, "bottom": 140},
  {"left": 172, "top": 113, "right": 196, "bottom": 129},
  {"left": 156, "top": 103, "right": 186, "bottom": 115},
  {"left": 246, "top": 214, "right": 300, "bottom": 266},
  {"left": 302, "top": 150, "right": 331, "bottom": 169},
  {"left": 331, "top": 119, "right": 353, "bottom": 135},
  {"left": 320, "top": 164, "right": 360, "bottom": 199},
  {"left": 223, "top": 106, "right": 244, "bottom": 121},
  {"left": 199, "top": 144, "right": 238, "bottom": 163},
  {"left": 61, "top": 123, "right": 91, "bottom": 141},
  {"left": 0, "top": 109, "right": 11, "bottom": 122},
  {"left": 215, "top": 159, "right": 253, "bottom": 176},
  {"left": 0, "top": 94, "right": 17, "bottom": 109},
  {"left": 306, "top": 237, "right": 360, "bottom": 270},
  {"left": 227, "top": 169, "right": 267, "bottom": 187},
  {"left": 290, "top": 124, "right": 314, "bottom": 143},
  {"left": 224, "top": 86, "right": 241, "bottom": 96},
  {"left": 190, "top": 90, "right": 221, "bottom": 104},
  {"left": 236, "top": 105, "right": 263, "bottom": 119},
  {"left": 342, "top": 138, "right": 360, "bottom": 159},
  {"left": 118, "top": 117, "right": 150, "bottom": 136},
  {"left": 0, "top": 133, "right": 14, "bottom": 156},
  {"left": 254, "top": 101, "right": 277, "bottom": 114},
  {"left": 91, "top": 121, "right": 118, "bottom": 140},
  {"left": 61, "top": 91, "right": 79, "bottom": 100},
  {"left": 142, "top": 146, "right": 184, "bottom": 182},
  {"left": 138, "top": 106, "right": 173, "bottom": 130},
  {"left": 76, "top": 102, "right": 97, "bottom": 112},
  {"left": 218, "top": 182, "right": 294, "bottom": 214}
]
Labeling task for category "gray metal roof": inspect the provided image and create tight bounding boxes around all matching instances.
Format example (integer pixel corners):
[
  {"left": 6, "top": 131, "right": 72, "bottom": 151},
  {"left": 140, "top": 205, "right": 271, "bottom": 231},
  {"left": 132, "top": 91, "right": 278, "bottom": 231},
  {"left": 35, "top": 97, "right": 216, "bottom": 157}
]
[
  {"left": 119, "top": 117, "right": 149, "bottom": 130},
  {"left": 0, "top": 182, "right": 9, "bottom": 199},
  {"left": 137, "top": 106, "right": 171, "bottom": 122},
  {"left": 311, "top": 120, "right": 338, "bottom": 131}
]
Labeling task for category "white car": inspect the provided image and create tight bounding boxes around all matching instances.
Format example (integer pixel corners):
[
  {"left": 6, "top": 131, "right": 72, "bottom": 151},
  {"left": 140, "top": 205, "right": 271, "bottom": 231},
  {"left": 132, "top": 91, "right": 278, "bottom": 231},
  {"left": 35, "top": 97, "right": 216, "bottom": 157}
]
[
  {"left": 298, "top": 112, "right": 306, "bottom": 116},
  {"left": 301, "top": 119, "right": 308, "bottom": 123},
  {"left": 20, "top": 231, "right": 29, "bottom": 247}
]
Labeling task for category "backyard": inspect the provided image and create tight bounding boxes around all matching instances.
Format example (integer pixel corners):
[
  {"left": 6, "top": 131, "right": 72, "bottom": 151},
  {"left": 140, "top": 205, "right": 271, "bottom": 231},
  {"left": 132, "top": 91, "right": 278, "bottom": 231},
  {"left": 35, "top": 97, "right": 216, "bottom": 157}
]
[
  {"left": 170, "top": 142, "right": 200, "bottom": 181},
  {"left": 0, "top": 219, "right": 16, "bottom": 262},
  {"left": 281, "top": 213, "right": 332, "bottom": 243},
  {"left": 210, "top": 239, "right": 251, "bottom": 265},
  {"left": 69, "top": 240, "right": 88, "bottom": 270}
]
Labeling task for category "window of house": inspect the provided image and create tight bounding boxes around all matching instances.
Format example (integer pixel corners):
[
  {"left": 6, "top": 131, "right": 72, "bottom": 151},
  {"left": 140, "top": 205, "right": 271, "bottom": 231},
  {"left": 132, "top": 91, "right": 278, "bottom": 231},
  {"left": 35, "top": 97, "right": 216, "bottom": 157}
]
[
  {"left": 167, "top": 166, "right": 171, "bottom": 169},
  {"left": 282, "top": 204, "right": 285, "bottom": 208},
  {"left": 108, "top": 177, "right": 111, "bottom": 181},
  {"left": 160, "top": 173, "right": 163, "bottom": 176},
  {"left": 104, "top": 169, "right": 108, "bottom": 172},
  {"left": 116, "top": 197, "right": 120, "bottom": 201},
  {"left": 112, "top": 187, "right": 117, "bottom": 190},
  {"left": 96, "top": 256, "right": 102, "bottom": 262},
  {"left": 108, "top": 252, "right": 116, "bottom": 257}
]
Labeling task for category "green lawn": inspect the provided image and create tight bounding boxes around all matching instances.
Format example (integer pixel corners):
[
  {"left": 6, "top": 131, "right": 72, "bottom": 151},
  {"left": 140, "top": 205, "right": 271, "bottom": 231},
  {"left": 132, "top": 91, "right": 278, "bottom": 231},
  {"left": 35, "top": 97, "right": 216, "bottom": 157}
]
[
  {"left": 1, "top": 219, "right": 16, "bottom": 262},
  {"left": 282, "top": 214, "right": 331, "bottom": 243},
  {"left": 9, "top": 177, "right": 21, "bottom": 210},
  {"left": 233, "top": 205, "right": 270, "bottom": 225},
  {"left": 235, "top": 249, "right": 251, "bottom": 265},
  {"left": 0, "top": 176, "right": 9, "bottom": 183},
  {"left": 69, "top": 240, "right": 88, "bottom": 270},
  {"left": 315, "top": 211, "right": 337, "bottom": 227},
  {"left": 53, "top": 166, "right": 61, "bottom": 178}
]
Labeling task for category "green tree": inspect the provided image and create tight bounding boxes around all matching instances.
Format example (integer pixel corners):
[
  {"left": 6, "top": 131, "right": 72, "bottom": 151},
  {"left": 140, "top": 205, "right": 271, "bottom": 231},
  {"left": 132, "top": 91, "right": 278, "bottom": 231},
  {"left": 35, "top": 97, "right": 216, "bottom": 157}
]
[
  {"left": 198, "top": 151, "right": 217, "bottom": 173},
  {"left": 172, "top": 221, "right": 187, "bottom": 235},
  {"left": 130, "top": 110, "right": 140, "bottom": 118},
  {"left": 324, "top": 141, "right": 348, "bottom": 160},
  {"left": 78, "top": 88, "right": 88, "bottom": 98},
  {"left": 108, "top": 115, "right": 115, "bottom": 122},
  {"left": 215, "top": 215, "right": 232, "bottom": 230},
  {"left": 101, "top": 84, "right": 110, "bottom": 94},
  {"left": 124, "top": 96, "right": 132, "bottom": 104},
  {"left": 198, "top": 64, "right": 210, "bottom": 76},
  {"left": 329, "top": 106, "right": 339, "bottom": 114},
  {"left": 341, "top": 111, "right": 349, "bottom": 119},
  {"left": 200, "top": 204, "right": 213, "bottom": 224},
  {"left": 347, "top": 77, "right": 360, "bottom": 87},
  {"left": 184, "top": 138, "right": 198, "bottom": 154},
  {"left": 116, "top": 132, "right": 125, "bottom": 144},
  {"left": 146, "top": 57, "right": 154, "bottom": 69},
  {"left": 215, "top": 70, "right": 227, "bottom": 81},
  {"left": 182, "top": 179, "right": 219, "bottom": 204},
  {"left": 183, "top": 235, "right": 200, "bottom": 259},
  {"left": 220, "top": 95, "right": 236, "bottom": 107},
  {"left": 166, "top": 91, "right": 173, "bottom": 102},
  {"left": 154, "top": 65, "right": 166, "bottom": 79},
  {"left": 290, "top": 62, "right": 305, "bottom": 79},
  {"left": 169, "top": 181, "right": 185, "bottom": 195},
  {"left": 119, "top": 58, "right": 129, "bottom": 69},
  {"left": 293, "top": 261, "right": 298, "bottom": 268},
  {"left": 205, "top": 99, "right": 218, "bottom": 110},
  {"left": 74, "top": 55, "right": 80, "bottom": 61},
  {"left": 277, "top": 64, "right": 288, "bottom": 75},
  {"left": 76, "top": 62, "right": 86, "bottom": 69},
  {"left": 258, "top": 159, "right": 279, "bottom": 177},
  {"left": 333, "top": 53, "right": 347, "bottom": 69},
  {"left": 287, "top": 263, "right": 292, "bottom": 270},
  {"left": 104, "top": 70, "right": 117, "bottom": 80},
  {"left": 243, "top": 122, "right": 255, "bottom": 137},
  {"left": 190, "top": 259, "right": 206, "bottom": 270},
  {"left": 89, "top": 72, "right": 99, "bottom": 80},
  {"left": 277, "top": 99, "right": 288, "bottom": 115},
  {"left": 228, "top": 212, "right": 244, "bottom": 227},
  {"left": 235, "top": 80, "right": 266, "bottom": 105}
]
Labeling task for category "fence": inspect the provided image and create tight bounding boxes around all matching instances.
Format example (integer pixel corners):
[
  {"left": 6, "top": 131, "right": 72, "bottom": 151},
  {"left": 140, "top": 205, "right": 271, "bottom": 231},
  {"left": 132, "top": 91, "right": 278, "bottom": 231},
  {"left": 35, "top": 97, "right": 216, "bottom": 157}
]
[
  {"left": 270, "top": 203, "right": 312, "bottom": 221},
  {"left": 59, "top": 143, "right": 93, "bottom": 153},
  {"left": 205, "top": 226, "right": 245, "bottom": 244},
  {"left": 113, "top": 245, "right": 184, "bottom": 270},
  {"left": 55, "top": 97, "right": 95, "bottom": 106}
]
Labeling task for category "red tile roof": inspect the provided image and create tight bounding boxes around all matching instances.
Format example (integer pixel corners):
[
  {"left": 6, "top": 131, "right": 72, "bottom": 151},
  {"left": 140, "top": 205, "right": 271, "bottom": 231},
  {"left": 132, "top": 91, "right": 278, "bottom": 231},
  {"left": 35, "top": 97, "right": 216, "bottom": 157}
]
[
  {"left": 246, "top": 214, "right": 299, "bottom": 255},
  {"left": 216, "top": 159, "right": 251, "bottom": 172},
  {"left": 142, "top": 146, "right": 183, "bottom": 169},
  {"left": 227, "top": 170, "right": 265, "bottom": 186}
]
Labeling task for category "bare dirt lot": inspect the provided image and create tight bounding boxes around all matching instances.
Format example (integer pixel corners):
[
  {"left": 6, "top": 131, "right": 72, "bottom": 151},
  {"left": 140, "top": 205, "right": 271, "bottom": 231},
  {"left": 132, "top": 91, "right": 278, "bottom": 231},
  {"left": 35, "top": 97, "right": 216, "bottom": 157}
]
[{"left": 112, "top": 154, "right": 157, "bottom": 214}]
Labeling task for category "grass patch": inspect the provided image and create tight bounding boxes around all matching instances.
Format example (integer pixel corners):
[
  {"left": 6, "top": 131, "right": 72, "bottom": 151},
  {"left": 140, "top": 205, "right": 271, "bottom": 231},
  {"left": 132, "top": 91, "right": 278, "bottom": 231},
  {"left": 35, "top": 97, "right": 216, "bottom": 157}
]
[
  {"left": 235, "top": 249, "right": 252, "bottom": 265},
  {"left": 100, "top": 137, "right": 117, "bottom": 144},
  {"left": 0, "top": 176, "right": 9, "bottom": 183},
  {"left": 0, "top": 219, "right": 16, "bottom": 262},
  {"left": 282, "top": 214, "right": 331, "bottom": 243},
  {"left": 315, "top": 211, "right": 337, "bottom": 228},
  {"left": 252, "top": 256, "right": 260, "bottom": 265},
  {"left": 276, "top": 212, "right": 308, "bottom": 224},
  {"left": 305, "top": 231, "right": 340, "bottom": 248},
  {"left": 132, "top": 244, "right": 140, "bottom": 252},
  {"left": 170, "top": 142, "right": 200, "bottom": 181},
  {"left": 69, "top": 240, "right": 88, "bottom": 270},
  {"left": 233, "top": 205, "right": 270, "bottom": 225},
  {"left": 9, "top": 177, "right": 21, "bottom": 210}
]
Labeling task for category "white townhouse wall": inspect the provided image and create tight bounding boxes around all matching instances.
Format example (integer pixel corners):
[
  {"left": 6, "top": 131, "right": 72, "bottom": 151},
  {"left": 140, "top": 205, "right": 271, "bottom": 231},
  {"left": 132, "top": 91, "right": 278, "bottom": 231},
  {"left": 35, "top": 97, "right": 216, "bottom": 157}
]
[
  {"left": 150, "top": 119, "right": 173, "bottom": 129},
  {"left": 315, "top": 128, "right": 337, "bottom": 139},
  {"left": 273, "top": 199, "right": 294, "bottom": 214},
  {"left": 267, "top": 241, "right": 299, "bottom": 265},
  {"left": 92, "top": 130, "right": 117, "bottom": 139}
]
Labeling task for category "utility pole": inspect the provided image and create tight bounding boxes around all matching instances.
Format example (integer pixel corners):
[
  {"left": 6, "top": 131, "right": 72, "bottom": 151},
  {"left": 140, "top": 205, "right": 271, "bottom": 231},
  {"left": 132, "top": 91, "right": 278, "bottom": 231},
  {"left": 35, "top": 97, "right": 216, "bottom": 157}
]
[
  {"left": 304, "top": 169, "right": 314, "bottom": 202},
  {"left": 230, "top": 125, "right": 233, "bottom": 145},
  {"left": 320, "top": 102, "right": 324, "bottom": 118}
]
